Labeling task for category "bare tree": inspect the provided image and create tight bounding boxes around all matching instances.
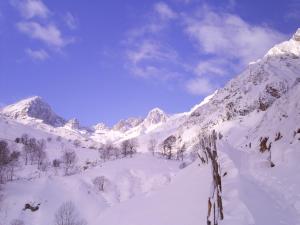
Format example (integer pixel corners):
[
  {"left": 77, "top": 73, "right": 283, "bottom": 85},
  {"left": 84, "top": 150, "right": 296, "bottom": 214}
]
[
  {"left": 20, "top": 134, "right": 29, "bottom": 145},
  {"left": 92, "top": 176, "right": 108, "bottom": 192},
  {"left": 128, "top": 138, "right": 138, "bottom": 157},
  {"left": 148, "top": 139, "right": 157, "bottom": 156},
  {"left": 35, "top": 140, "right": 47, "bottom": 170},
  {"left": 197, "top": 130, "right": 224, "bottom": 225},
  {"left": 62, "top": 150, "right": 77, "bottom": 176},
  {"left": 22, "top": 137, "right": 35, "bottom": 165},
  {"left": 73, "top": 140, "right": 81, "bottom": 148},
  {"left": 121, "top": 140, "right": 130, "bottom": 157},
  {"left": 22, "top": 138, "right": 47, "bottom": 166},
  {"left": 0, "top": 141, "right": 20, "bottom": 183},
  {"left": 99, "top": 143, "right": 114, "bottom": 161},
  {"left": 176, "top": 143, "right": 186, "bottom": 161},
  {"left": 121, "top": 139, "right": 138, "bottom": 158},
  {"left": 0, "top": 140, "right": 10, "bottom": 183},
  {"left": 162, "top": 135, "right": 176, "bottom": 159},
  {"left": 54, "top": 201, "right": 87, "bottom": 225}
]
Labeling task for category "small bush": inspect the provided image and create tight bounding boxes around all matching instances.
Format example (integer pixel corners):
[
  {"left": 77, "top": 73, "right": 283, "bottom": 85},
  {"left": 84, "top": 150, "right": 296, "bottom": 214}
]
[
  {"left": 275, "top": 132, "right": 283, "bottom": 141},
  {"left": 93, "top": 176, "right": 108, "bottom": 191}
]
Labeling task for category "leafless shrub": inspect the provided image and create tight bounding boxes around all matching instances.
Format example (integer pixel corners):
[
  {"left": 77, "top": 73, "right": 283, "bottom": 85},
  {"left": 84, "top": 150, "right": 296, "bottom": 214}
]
[
  {"left": 54, "top": 201, "right": 87, "bottom": 225},
  {"left": 121, "top": 138, "right": 138, "bottom": 158},
  {"left": 92, "top": 176, "right": 108, "bottom": 192},
  {"left": 275, "top": 132, "right": 283, "bottom": 141},
  {"left": 148, "top": 139, "right": 157, "bottom": 156},
  {"left": 73, "top": 140, "right": 81, "bottom": 148},
  {"left": 161, "top": 135, "right": 176, "bottom": 159},
  {"left": 176, "top": 143, "right": 186, "bottom": 161},
  {"left": 62, "top": 150, "right": 77, "bottom": 176},
  {"left": 0, "top": 141, "right": 20, "bottom": 183}
]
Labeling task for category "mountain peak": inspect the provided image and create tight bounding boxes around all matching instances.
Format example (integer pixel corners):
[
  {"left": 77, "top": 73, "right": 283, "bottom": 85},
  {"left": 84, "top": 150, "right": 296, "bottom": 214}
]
[
  {"left": 65, "top": 118, "right": 80, "bottom": 130},
  {"left": 292, "top": 28, "right": 300, "bottom": 41},
  {"left": 1, "top": 96, "right": 66, "bottom": 127},
  {"left": 143, "top": 107, "right": 168, "bottom": 127},
  {"left": 265, "top": 28, "right": 300, "bottom": 58},
  {"left": 113, "top": 117, "right": 143, "bottom": 132}
]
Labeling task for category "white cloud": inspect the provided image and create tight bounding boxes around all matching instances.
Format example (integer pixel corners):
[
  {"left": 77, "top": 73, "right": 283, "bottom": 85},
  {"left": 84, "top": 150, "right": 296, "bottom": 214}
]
[
  {"left": 194, "top": 58, "right": 231, "bottom": 77},
  {"left": 184, "top": 7, "right": 287, "bottom": 64},
  {"left": 127, "top": 40, "right": 177, "bottom": 64},
  {"left": 25, "top": 48, "right": 49, "bottom": 60},
  {"left": 154, "top": 2, "right": 177, "bottom": 20},
  {"left": 185, "top": 77, "right": 217, "bottom": 95},
  {"left": 126, "top": 40, "right": 180, "bottom": 79},
  {"left": 64, "top": 12, "right": 78, "bottom": 30},
  {"left": 11, "top": 0, "right": 49, "bottom": 19},
  {"left": 123, "top": 3, "right": 287, "bottom": 96},
  {"left": 17, "top": 21, "right": 72, "bottom": 48}
]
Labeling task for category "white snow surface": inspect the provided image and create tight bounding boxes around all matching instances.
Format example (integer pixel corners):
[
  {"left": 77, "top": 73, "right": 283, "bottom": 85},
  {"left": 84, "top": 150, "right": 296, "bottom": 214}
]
[{"left": 0, "top": 29, "right": 300, "bottom": 225}]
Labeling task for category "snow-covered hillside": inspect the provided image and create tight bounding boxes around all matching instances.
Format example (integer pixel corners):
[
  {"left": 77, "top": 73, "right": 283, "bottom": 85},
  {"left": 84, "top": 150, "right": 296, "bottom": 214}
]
[{"left": 0, "top": 29, "right": 300, "bottom": 225}]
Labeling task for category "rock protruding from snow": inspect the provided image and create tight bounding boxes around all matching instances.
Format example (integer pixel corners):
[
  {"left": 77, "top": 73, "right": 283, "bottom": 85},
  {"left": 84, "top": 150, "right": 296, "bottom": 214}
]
[
  {"left": 65, "top": 118, "right": 80, "bottom": 130},
  {"left": 93, "top": 123, "right": 110, "bottom": 132},
  {"left": 265, "top": 28, "right": 300, "bottom": 58},
  {"left": 293, "top": 28, "right": 300, "bottom": 41},
  {"left": 143, "top": 108, "right": 168, "bottom": 128},
  {"left": 1, "top": 96, "right": 66, "bottom": 127},
  {"left": 188, "top": 29, "right": 300, "bottom": 130},
  {"left": 113, "top": 117, "right": 143, "bottom": 132}
]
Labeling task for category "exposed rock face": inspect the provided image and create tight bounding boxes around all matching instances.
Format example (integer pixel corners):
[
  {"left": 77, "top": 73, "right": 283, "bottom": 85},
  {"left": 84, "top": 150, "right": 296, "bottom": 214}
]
[
  {"left": 113, "top": 117, "right": 143, "bottom": 132},
  {"left": 93, "top": 123, "right": 109, "bottom": 130},
  {"left": 1, "top": 96, "right": 66, "bottom": 127},
  {"left": 143, "top": 108, "right": 168, "bottom": 128},
  {"left": 65, "top": 118, "right": 80, "bottom": 130},
  {"left": 186, "top": 28, "right": 300, "bottom": 129},
  {"left": 293, "top": 28, "right": 300, "bottom": 41}
]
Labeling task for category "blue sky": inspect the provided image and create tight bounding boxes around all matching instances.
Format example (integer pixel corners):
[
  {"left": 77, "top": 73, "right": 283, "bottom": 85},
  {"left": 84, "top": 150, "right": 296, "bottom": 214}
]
[{"left": 0, "top": 0, "right": 299, "bottom": 126}]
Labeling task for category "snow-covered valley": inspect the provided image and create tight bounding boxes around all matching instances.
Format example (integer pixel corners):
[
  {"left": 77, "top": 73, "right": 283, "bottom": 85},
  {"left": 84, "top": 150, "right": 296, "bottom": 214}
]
[{"left": 1, "top": 29, "right": 300, "bottom": 225}]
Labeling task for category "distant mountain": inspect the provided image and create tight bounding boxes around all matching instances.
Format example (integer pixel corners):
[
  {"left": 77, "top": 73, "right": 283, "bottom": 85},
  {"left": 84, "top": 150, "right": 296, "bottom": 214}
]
[
  {"left": 113, "top": 117, "right": 143, "bottom": 132},
  {"left": 142, "top": 108, "right": 168, "bottom": 128},
  {"left": 64, "top": 118, "right": 80, "bottom": 130},
  {"left": 1, "top": 96, "right": 66, "bottom": 127},
  {"left": 184, "top": 28, "right": 300, "bottom": 133}
]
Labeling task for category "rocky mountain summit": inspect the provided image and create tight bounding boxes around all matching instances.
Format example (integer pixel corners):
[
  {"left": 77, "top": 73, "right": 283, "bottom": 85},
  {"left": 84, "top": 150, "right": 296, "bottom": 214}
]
[{"left": 1, "top": 96, "right": 66, "bottom": 127}]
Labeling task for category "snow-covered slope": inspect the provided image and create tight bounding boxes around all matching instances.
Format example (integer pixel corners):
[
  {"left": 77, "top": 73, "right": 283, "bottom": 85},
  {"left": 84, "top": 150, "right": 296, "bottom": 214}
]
[
  {"left": 1, "top": 29, "right": 300, "bottom": 225},
  {"left": 1, "top": 96, "right": 66, "bottom": 127}
]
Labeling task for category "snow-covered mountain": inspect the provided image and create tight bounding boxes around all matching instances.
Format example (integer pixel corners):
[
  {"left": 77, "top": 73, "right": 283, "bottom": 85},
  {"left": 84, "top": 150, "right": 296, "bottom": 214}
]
[
  {"left": 1, "top": 96, "right": 66, "bottom": 127},
  {"left": 1, "top": 29, "right": 300, "bottom": 225},
  {"left": 112, "top": 117, "right": 143, "bottom": 132},
  {"left": 142, "top": 108, "right": 168, "bottom": 128}
]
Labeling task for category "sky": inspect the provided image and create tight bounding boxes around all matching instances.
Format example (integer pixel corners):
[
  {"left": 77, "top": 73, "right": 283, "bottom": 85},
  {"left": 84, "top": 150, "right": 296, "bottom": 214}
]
[{"left": 0, "top": 0, "right": 299, "bottom": 127}]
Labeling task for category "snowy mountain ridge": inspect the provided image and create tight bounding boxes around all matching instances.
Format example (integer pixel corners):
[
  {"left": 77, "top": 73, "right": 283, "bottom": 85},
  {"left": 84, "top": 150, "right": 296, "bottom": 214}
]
[
  {"left": 0, "top": 28, "right": 300, "bottom": 225},
  {"left": 0, "top": 96, "right": 66, "bottom": 127}
]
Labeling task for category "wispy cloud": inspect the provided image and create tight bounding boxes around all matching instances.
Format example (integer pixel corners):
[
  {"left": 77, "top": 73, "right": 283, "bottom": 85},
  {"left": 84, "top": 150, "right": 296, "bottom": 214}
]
[
  {"left": 123, "top": 2, "right": 287, "bottom": 96},
  {"left": 25, "top": 48, "right": 49, "bottom": 60},
  {"left": 185, "top": 77, "right": 218, "bottom": 95},
  {"left": 154, "top": 2, "right": 177, "bottom": 20},
  {"left": 17, "top": 21, "right": 72, "bottom": 49},
  {"left": 127, "top": 40, "right": 177, "bottom": 64},
  {"left": 11, "top": 0, "right": 76, "bottom": 59},
  {"left": 181, "top": 6, "right": 286, "bottom": 95},
  {"left": 64, "top": 12, "right": 78, "bottom": 30},
  {"left": 126, "top": 40, "right": 182, "bottom": 79},
  {"left": 183, "top": 6, "right": 287, "bottom": 65},
  {"left": 11, "top": 0, "right": 50, "bottom": 19},
  {"left": 123, "top": 2, "right": 185, "bottom": 80}
]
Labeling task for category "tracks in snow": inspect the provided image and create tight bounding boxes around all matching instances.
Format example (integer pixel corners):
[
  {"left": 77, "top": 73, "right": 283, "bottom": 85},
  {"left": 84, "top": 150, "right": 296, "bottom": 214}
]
[{"left": 218, "top": 141, "right": 299, "bottom": 225}]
